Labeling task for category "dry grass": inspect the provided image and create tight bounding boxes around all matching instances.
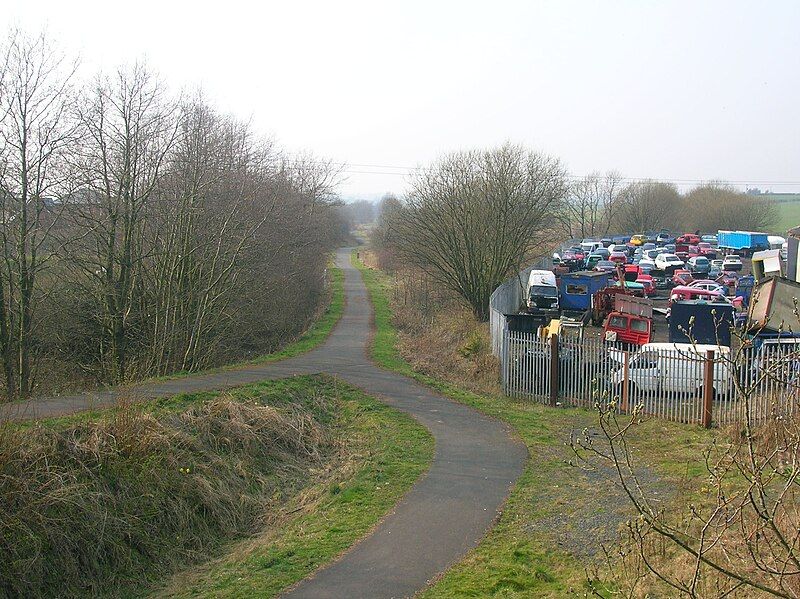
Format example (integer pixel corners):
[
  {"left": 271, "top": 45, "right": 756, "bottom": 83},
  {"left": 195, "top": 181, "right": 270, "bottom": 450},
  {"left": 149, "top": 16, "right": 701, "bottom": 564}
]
[
  {"left": 393, "top": 300, "right": 500, "bottom": 395},
  {"left": 0, "top": 386, "right": 337, "bottom": 598},
  {"left": 586, "top": 412, "right": 800, "bottom": 598}
]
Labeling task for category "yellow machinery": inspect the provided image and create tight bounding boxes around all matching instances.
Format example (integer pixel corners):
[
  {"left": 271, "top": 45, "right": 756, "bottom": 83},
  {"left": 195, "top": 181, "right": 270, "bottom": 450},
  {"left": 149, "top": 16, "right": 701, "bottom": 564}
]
[{"left": 538, "top": 318, "right": 584, "bottom": 341}]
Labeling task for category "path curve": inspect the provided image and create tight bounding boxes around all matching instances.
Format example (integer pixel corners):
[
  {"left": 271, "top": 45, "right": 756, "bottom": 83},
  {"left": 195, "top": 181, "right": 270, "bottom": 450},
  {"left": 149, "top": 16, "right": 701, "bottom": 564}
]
[{"left": 0, "top": 248, "right": 528, "bottom": 599}]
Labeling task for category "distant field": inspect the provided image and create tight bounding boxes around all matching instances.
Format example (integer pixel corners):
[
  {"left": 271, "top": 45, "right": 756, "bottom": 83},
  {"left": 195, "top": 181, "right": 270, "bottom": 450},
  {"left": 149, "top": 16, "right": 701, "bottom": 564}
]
[{"left": 773, "top": 200, "right": 800, "bottom": 232}]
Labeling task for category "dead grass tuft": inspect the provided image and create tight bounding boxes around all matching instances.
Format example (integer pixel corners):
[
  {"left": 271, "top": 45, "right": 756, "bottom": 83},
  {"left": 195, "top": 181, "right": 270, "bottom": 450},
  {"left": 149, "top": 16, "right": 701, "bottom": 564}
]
[
  {"left": 393, "top": 301, "right": 500, "bottom": 394},
  {"left": 0, "top": 390, "right": 336, "bottom": 598}
]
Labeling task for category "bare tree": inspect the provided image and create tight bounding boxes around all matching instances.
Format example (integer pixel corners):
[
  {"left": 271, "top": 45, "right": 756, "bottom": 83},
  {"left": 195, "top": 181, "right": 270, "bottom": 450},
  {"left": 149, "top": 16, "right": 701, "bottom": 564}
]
[
  {"left": 684, "top": 183, "right": 778, "bottom": 233},
  {"left": 614, "top": 180, "right": 682, "bottom": 233},
  {"left": 394, "top": 143, "right": 567, "bottom": 320},
  {"left": 66, "top": 64, "right": 179, "bottom": 383},
  {"left": 572, "top": 337, "right": 800, "bottom": 598},
  {"left": 0, "top": 30, "right": 79, "bottom": 398},
  {"left": 143, "top": 97, "right": 276, "bottom": 374},
  {"left": 557, "top": 171, "right": 623, "bottom": 239}
]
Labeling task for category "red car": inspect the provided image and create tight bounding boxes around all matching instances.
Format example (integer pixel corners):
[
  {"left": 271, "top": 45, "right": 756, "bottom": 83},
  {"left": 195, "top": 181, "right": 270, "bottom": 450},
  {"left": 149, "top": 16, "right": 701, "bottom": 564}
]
[
  {"left": 686, "top": 245, "right": 701, "bottom": 258},
  {"left": 716, "top": 271, "right": 740, "bottom": 291},
  {"left": 672, "top": 268, "right": 693, "bottom": 286},
  {"left": 697, "top": 242, "right": 717, "bottom": 258},
  {"left": 623, "top": 263, "right": 640, "bottom": 282},
  {"left": 677, "top": 233, "right": 701, "bottom": 245},
  {"left": 635, "top": 274, "right": 656, "bottom": 296},
  {"left": 609, "top": 251, "right": 628, "bottom": 264},
  {"left": 603, "top": 312, "right": 652, "bottom": 346}
]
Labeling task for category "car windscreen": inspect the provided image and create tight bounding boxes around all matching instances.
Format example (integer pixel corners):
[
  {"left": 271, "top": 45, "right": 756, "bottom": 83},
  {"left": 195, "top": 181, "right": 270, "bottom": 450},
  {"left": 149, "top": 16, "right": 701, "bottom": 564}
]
[
  {"left": 529, "top": 285, "right": 558, "bottom": 297},
  {"left": 608, "top": 315, "right": 627, "bottom": 329},
  {"left": 667, "top": 256, "right": 682, "bottom": 262}
]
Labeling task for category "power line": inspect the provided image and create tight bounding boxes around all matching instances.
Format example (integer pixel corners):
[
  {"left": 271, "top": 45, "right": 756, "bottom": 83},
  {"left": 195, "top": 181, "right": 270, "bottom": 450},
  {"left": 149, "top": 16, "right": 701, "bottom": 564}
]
[{"left": 279, "top": 156, "right": 800, "bottom": 187}]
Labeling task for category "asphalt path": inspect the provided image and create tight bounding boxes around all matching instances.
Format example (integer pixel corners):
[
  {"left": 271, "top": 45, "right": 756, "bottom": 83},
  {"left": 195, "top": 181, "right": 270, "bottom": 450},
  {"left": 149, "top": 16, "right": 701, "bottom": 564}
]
[{"left": 0, "top": 248, "right": 528, "bottom": 599}]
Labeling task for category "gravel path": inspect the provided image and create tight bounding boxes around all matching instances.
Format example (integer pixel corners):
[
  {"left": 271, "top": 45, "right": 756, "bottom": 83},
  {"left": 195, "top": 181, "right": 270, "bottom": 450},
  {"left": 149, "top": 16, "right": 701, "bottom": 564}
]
[{"left": 0, "top": 248, "right": 528, "bottom": 599}]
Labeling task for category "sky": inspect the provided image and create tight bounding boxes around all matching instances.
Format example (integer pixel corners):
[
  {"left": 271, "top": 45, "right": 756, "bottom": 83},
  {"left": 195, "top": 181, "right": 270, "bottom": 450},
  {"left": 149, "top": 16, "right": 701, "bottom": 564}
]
[{"left": 3, "top": 0, "right": 799, "bottom": 199}]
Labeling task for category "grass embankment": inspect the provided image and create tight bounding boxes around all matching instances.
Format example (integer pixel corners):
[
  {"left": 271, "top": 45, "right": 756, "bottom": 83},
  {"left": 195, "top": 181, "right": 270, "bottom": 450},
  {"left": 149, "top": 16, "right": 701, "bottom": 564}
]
[
  {"left": 0, "top": 375, "right": 433, "bottom": 598},
  {"left": 354, "top": 251, "right": 715, "bottom": 597}
]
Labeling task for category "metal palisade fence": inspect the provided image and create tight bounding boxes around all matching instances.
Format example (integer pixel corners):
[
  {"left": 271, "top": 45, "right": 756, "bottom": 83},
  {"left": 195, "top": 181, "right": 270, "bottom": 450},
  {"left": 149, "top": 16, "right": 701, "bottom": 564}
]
[
  {"left": 490, "top": 252, "right": 561, "bottom": 356},
  {"left": 501, "top": 327, "right": 800, "bottom": 427}
]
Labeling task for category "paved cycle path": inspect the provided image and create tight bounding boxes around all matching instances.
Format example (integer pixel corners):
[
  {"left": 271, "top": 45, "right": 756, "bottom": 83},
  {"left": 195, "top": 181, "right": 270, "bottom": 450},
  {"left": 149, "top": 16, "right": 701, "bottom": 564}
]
[{"left": 0, "top": 248, "right": 528, "bottom": 599}]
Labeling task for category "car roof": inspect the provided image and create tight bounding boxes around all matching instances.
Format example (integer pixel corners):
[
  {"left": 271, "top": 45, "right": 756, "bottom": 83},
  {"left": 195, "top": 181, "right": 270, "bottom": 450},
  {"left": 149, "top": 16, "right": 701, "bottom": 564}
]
[{"left": 672, "top": 286, "right": 722, "bottom": 295}]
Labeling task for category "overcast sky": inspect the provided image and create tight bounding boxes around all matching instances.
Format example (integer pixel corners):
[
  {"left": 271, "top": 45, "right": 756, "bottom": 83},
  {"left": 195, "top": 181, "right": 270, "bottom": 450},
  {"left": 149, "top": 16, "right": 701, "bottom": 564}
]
[{"left": 4, "top": 0, "right": 799, "bottom": 198}]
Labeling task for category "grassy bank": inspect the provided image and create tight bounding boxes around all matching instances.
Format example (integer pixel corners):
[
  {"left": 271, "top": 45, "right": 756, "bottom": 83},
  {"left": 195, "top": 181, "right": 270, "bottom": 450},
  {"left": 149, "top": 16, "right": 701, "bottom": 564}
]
[
  {"left": 353, "top": 252, "right": 714, "bottom": 597},
  {"left": 0, "top": 375, "right": 433, "bottom": 598}
]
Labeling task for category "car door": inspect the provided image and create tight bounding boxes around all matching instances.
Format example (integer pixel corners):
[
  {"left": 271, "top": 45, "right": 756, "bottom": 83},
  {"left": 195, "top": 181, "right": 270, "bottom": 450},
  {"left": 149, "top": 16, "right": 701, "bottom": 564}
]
[{"left": 628, "top": 351, "right": 660, "bottom": 392}]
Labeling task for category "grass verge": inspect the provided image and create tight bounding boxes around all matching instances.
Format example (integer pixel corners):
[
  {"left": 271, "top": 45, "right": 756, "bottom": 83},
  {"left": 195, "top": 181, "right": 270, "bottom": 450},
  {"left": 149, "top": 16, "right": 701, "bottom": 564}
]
[
  {"left": 0, "top": 374, "right": 432, "bottom": 599},
  {"left": 150, "top": 375, "right": 433, "bottom": 598},
  {"left": 353, "top": 251, "right": 715, "bottom": 597}
]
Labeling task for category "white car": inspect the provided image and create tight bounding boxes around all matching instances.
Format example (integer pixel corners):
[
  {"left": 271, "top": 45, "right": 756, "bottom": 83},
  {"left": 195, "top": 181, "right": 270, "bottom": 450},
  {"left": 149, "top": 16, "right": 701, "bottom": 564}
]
[
  {"left": 638, "top": 258, "right": 656, "bottom": 271},
  {"left": 654, "top": 253, "right": 685, "bottom": 270},
  {"left": 710, "top": 259, "right": 724, "bottom": 269},
  {"left": 643, "top": 249, "right": 660, "bottom": 261},
  {"left": 722, "top": 255, "right": 743, "bottom": 271},
  {"left": 688, "top": 281, "right": 725, "bottom": 294},
  {"left": 609, "top": 343, "right": 732, "bottom": 396}
]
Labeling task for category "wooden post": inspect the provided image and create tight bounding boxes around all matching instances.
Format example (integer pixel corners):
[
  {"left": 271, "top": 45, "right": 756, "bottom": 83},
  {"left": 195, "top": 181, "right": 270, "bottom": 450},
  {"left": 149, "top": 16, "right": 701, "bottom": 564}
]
[
  {"left": 549, "top": 333, "right": 559, "bottom": 406},
  {"left": 621, "top": 350, "right": 629, "bottom": 413},
  {"left": 702, "top": 349, "right": 714, "bottom": 428}
]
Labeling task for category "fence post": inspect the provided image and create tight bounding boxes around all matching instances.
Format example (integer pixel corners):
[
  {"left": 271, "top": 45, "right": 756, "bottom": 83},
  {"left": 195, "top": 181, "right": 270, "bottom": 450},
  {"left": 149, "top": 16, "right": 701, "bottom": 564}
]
[
  {"left": 621, "top": 350, "right": 629, "bottom": 413},
  {"left": 500, "top": 324, "right": 508, "bottom": 395},
  {"left": 702, "top": 349, "right": 714, "bottom": 428},
  {"left": 549, "top": 333, "right": 559, "bottom": 406}
]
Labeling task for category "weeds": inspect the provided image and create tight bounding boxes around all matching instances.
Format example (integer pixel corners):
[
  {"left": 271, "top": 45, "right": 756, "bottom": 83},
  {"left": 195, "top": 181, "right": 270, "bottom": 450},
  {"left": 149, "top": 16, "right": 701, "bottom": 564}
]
[{"left": 0, "top": 382, "right": 337, "bottom": 598}]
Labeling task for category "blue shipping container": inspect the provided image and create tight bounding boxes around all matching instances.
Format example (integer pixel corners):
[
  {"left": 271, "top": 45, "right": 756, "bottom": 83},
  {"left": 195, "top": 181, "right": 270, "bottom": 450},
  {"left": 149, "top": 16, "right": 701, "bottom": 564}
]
[
  {"left": 559, "top": 271, "right": 611, "bottom": 311},
  {"left": 717, "top": 230, "right": 770, "bottom": 252}
]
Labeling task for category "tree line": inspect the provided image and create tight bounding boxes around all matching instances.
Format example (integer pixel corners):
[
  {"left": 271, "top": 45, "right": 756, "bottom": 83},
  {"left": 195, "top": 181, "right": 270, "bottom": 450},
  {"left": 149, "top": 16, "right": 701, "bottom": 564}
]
[
  {"left": 373, "top": 143, "right": 779, "bottom": 321},
  {"left": 556, "top": 174, "right": 777, "bottom": 240},
  {"left": 0, "top": 30, "right": 345, "bottom": 400}
]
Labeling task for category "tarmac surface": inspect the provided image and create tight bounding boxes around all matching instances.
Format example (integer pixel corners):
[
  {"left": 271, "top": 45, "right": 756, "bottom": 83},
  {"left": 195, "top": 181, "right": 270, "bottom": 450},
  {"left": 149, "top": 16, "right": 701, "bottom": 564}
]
[{"left": 0, "top": 247, "right": 528, "bottom": 599}]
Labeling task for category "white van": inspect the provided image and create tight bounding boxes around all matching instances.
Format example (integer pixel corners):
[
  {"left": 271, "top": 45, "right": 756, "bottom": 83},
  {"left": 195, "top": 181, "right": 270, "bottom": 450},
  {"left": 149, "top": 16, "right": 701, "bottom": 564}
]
[
  {"left": 526, "top": 270, "right": 559, "bottom": 312},
  {"left": 768, "top": 235, "right": 786, "bottom": 251},
  {"left": 610, "top": 343, "right": 732, "bottom": 397},
  {"left": 580, "top": 241, "right": 602, "bottom": 255}
]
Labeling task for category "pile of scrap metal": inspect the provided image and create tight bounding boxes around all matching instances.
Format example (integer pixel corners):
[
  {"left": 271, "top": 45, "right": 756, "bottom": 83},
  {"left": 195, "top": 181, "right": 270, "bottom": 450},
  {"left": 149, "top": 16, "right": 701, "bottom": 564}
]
[{"left": 746, "top": 227, "right": 800, "bottom": 337}]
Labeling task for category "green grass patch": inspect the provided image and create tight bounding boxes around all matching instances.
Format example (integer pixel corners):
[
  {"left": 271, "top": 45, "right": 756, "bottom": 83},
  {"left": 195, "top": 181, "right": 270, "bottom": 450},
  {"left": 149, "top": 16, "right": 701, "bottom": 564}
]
[
  {"left": 774, "top": 200, "right": 800, "bottom": 233},
  {"left": 353, "top": 251, "right": 715, "bottom": 597}
]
